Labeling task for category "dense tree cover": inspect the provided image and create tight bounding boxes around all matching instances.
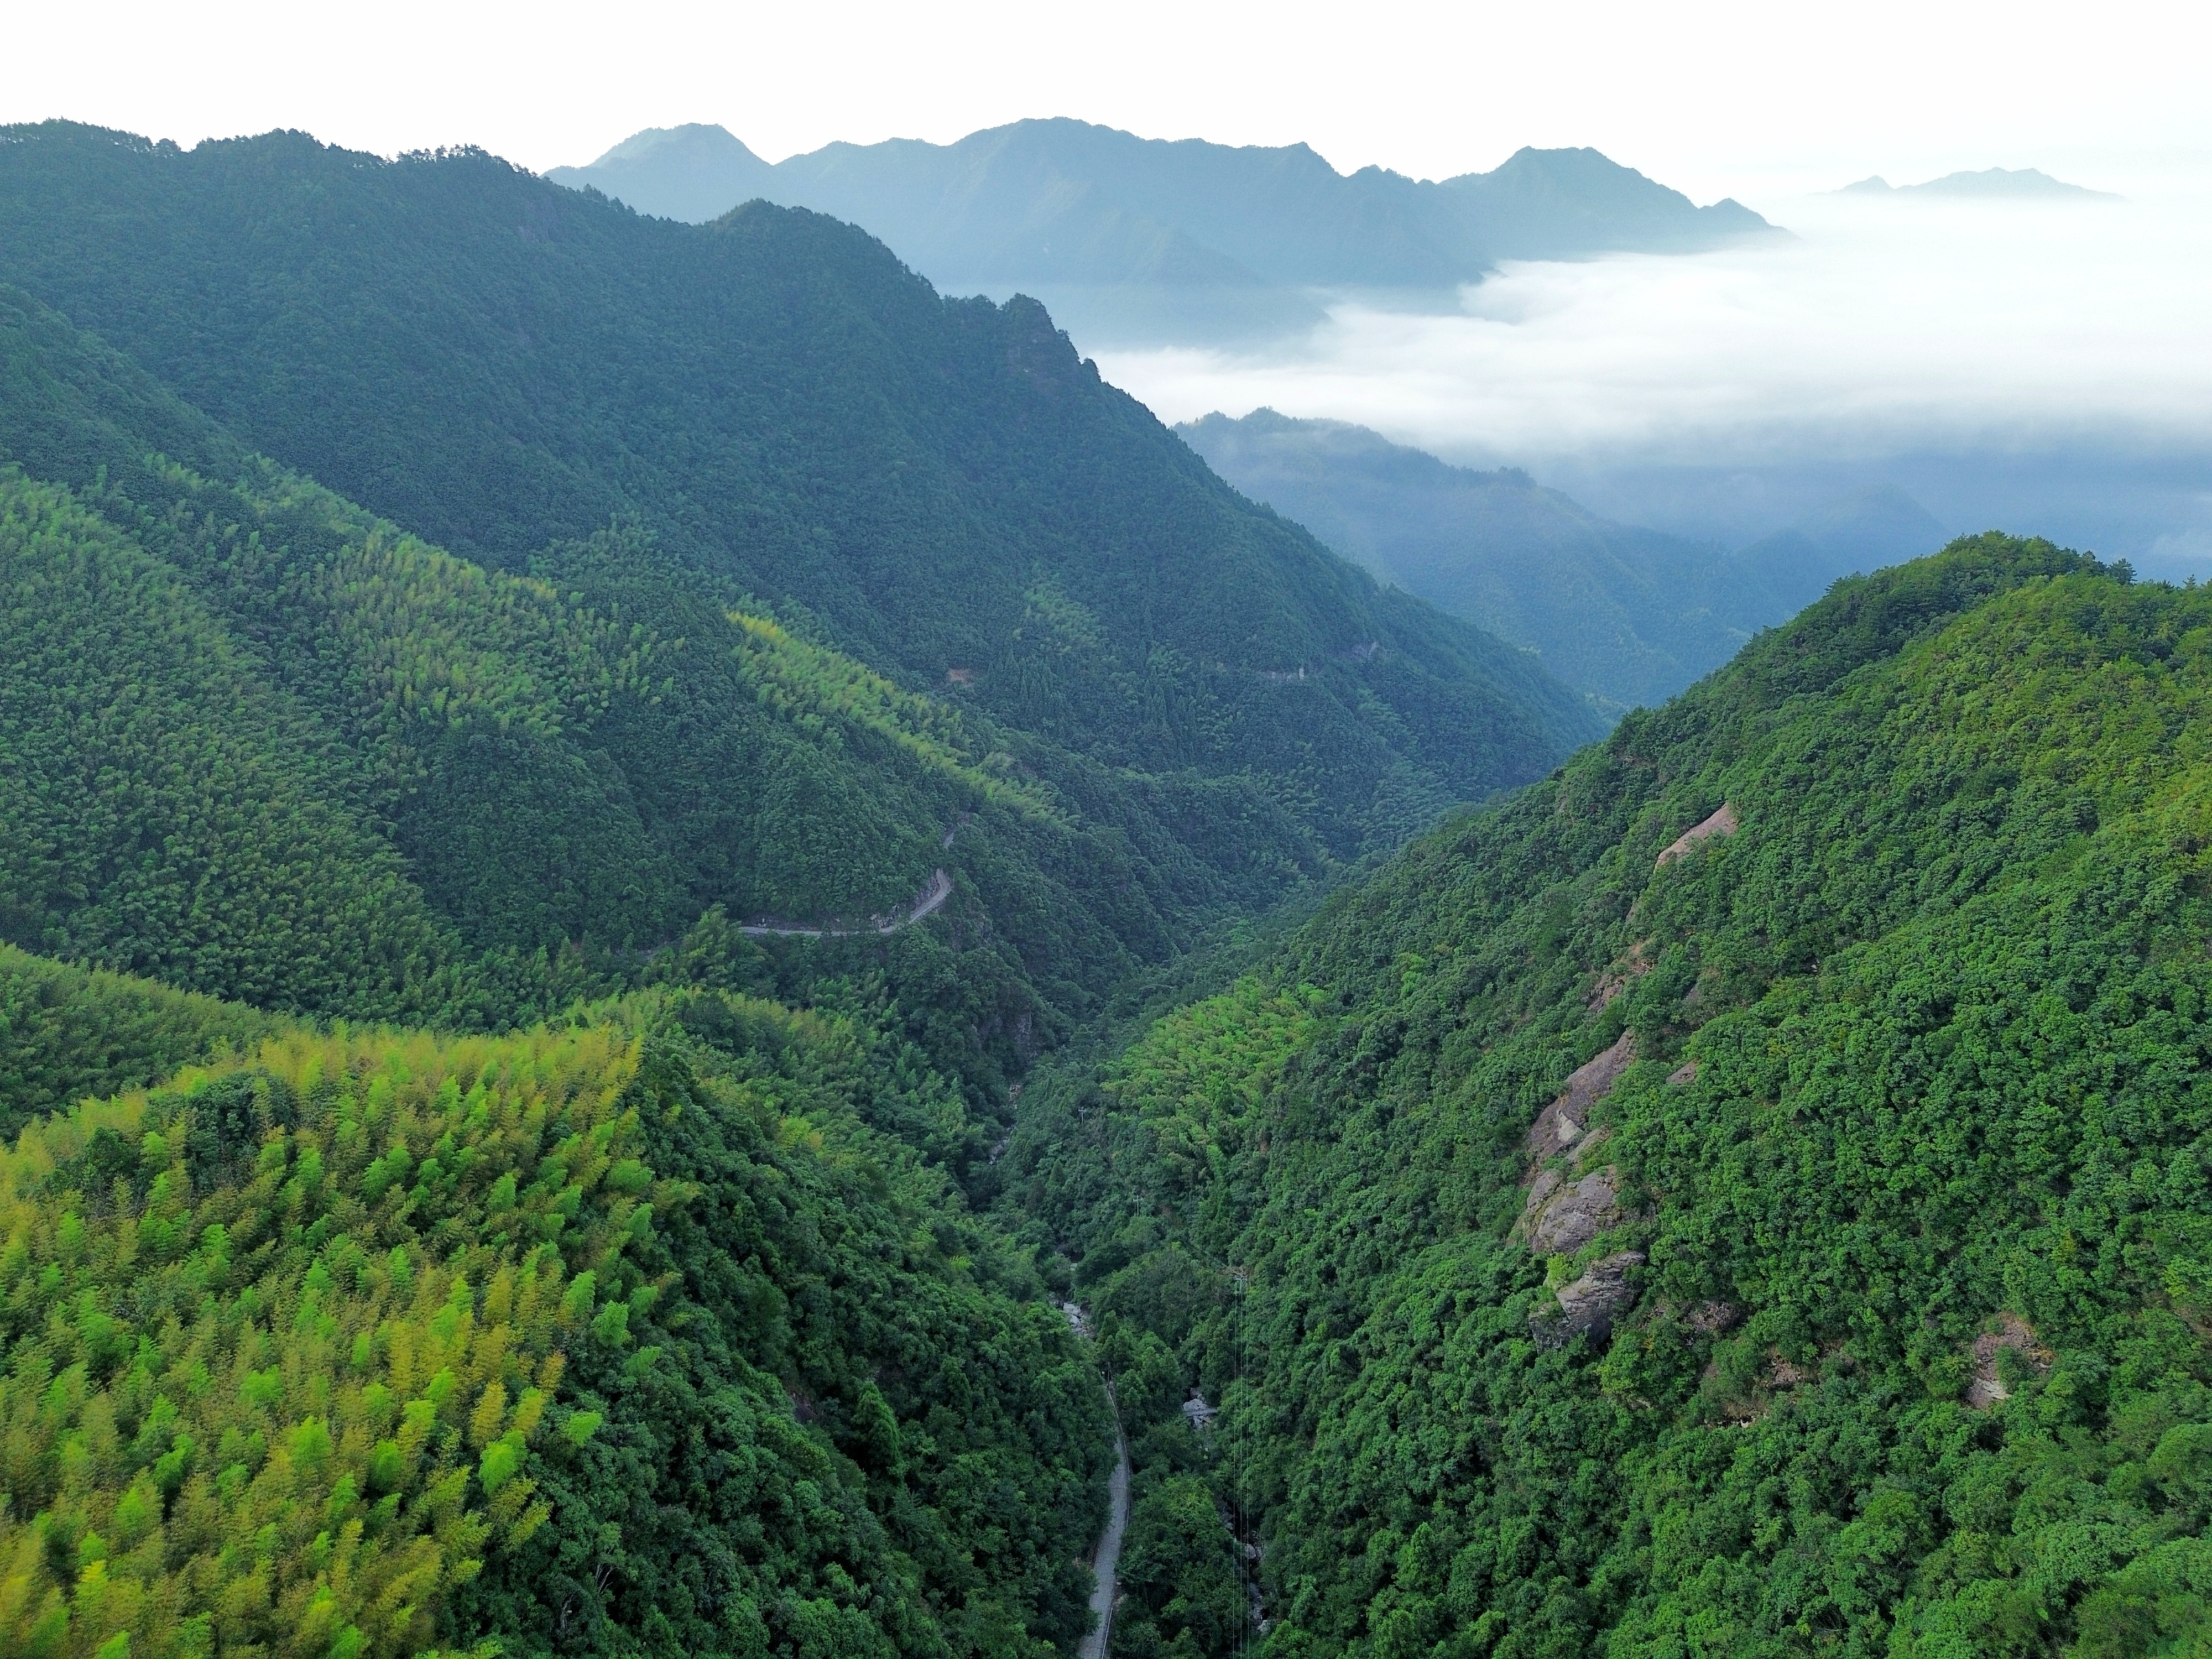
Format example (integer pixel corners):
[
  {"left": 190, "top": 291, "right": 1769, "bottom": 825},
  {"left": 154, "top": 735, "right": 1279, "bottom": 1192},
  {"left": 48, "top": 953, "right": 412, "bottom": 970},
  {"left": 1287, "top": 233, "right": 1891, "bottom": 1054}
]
[
  {"left": 0, "top": 264, "right": 1588, "bottom": 1097},
  {"left": 0, "top": 469, "right": 487, "bottom": 1019},
  {"left": 0, "top": 121, "right": 1597, "bottom": 872},
  {"left": 0, "top": 946, "right": 277, "bottom": 1138},
  {"left": 25, "top": 103, "right": 2211, "bottom": 1659},
  {"left": 1004, "top": 537, "right": 2212, "bottom": 1656},
  {"left": 0, "top": 958, "right": 1109, "bottom": 1658}
]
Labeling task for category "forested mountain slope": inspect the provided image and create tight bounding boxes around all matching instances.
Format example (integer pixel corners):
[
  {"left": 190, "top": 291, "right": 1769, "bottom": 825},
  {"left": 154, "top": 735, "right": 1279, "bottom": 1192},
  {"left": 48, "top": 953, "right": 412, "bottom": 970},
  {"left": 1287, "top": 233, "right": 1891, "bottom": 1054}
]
[
  {"left": 0, "top": 287, "right": 1150, "bottom": 1068},
  {"left": 1182, "top": 409, "right": 1946, "bottom": 712},
  {"left": 0, "top": 940, "right": 1109, "bottom": 1658},
  {"left": 1005, "top": 536, "right": 2212, "bottom": 1656},
  {"left": 0, "top": 266, "right": 1589, "bottom": 1099},
  {"left": 0, "top": 119, "right": 1594, "bottom": 882}
]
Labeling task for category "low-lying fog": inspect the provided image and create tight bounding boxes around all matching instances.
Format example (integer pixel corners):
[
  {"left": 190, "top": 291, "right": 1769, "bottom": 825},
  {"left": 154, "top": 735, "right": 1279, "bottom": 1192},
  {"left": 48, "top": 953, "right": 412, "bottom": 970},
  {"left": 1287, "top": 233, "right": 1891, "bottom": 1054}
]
[{"left": 1099, "top": 182, "right": 2212, "bottom": 575}]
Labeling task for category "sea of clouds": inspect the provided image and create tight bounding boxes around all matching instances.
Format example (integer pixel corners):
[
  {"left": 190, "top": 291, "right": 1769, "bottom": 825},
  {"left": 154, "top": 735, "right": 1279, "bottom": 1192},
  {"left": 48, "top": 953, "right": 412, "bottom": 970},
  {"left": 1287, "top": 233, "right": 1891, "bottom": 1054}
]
[{"left": 1097, "top": 182, "right": 2212, "bottom": 573}]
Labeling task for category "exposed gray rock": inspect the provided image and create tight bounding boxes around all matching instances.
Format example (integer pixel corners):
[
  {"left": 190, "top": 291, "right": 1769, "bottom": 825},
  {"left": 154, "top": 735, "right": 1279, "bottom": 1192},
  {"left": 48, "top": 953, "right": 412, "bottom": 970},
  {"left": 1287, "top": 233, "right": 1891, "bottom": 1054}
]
[
  {"left": 1967, "top": 1313, "right": 2051, "bottom": 1408},
  {"left": 1524, "top": 1030, "right": 1636, "bottom": 1159},
  {"left": 1656, "top": 803, "right": 1738, "bottom": 868},
  {"left": 1525, "top": 1167, "right": 1562, "bottom": 1214},
  {"left": 1526, "top": 1166, "right": 1621, "bottom": 1254},
  {"left": 1537, "top": 1251, "right": 1645, "bottom": 1347}
]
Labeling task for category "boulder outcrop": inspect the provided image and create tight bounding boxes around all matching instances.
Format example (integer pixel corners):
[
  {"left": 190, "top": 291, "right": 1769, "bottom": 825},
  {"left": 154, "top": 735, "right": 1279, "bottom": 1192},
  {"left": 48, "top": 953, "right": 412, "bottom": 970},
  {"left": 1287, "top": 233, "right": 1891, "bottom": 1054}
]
[
  {"left": 1537, "top": 1251, "right": 1645, "bottom": 1346},
  {"left": 1524, "top": 1031, "right": 1636, "bottom": 1160},
  {"left": 1524, "top": 1165, "right": 1622, "bottom": 1254},
  {"left": 1656, "top": 803, "right": 1738, "bottom": 868}
]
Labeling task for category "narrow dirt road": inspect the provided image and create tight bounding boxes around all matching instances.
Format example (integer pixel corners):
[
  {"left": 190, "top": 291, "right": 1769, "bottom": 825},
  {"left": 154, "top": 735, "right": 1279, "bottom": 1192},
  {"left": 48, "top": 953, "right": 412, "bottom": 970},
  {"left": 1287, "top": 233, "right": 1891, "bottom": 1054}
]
[{"left": 739, "top": 868, "right": 953, "bottom": 938}]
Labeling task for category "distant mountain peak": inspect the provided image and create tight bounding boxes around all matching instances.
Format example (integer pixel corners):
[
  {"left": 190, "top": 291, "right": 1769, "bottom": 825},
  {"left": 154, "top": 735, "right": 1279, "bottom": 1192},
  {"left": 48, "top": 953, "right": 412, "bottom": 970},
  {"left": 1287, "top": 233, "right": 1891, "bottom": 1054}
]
[
  {"left": 547, "top": 123, "right": 774, "bottom": 220},
  {"left": 592, "top": 123, "right": 761, "bottom": 165},
  {"left": 1836, "top": 166, "right": 2121, "bottom": 201},
  {"left": 546, "top": 118, "right": 1785, "bottom": 347}
]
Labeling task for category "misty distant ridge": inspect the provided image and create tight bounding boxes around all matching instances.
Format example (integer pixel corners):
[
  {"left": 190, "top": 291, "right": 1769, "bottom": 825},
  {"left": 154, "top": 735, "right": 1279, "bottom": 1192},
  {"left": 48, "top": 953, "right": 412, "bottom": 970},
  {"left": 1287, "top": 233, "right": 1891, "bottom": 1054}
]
[
  {"left": 1840, "top": 166, "right": 2122, "bottom": 200},
  {"left": 549, "top": 118, "right": 1782, "bottom": 346},
  {"left": 1182, "top": 408, "right": 1945, "bottom": 713}
]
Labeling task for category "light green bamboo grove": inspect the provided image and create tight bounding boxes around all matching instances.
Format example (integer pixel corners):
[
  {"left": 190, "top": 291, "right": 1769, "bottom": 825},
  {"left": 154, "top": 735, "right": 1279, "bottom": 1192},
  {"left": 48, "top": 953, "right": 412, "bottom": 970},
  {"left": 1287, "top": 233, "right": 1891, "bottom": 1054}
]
[
  {"left": 0, "top": 1022, "right": 647, "bottom": 1656},
  {"left": 0, "top": 972, "right": 1115, "bottom": 1659}
]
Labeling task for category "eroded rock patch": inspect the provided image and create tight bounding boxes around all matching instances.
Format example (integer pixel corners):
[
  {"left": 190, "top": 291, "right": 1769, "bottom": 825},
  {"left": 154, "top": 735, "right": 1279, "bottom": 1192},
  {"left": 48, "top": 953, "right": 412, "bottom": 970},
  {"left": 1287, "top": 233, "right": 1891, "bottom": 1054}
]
[
  {"left": 1656, "top": 803, "right": 1738, "bottom": 868},
  {"left": 1968, "top": 1312, "right": 2053, "bottom": 1407},
  {"left": 1538, "top": 1251, "right": 1645, "bottom": 1347},
  {"left": 1524, "top": 1030, "right": 1636, "bottom": 1162}
]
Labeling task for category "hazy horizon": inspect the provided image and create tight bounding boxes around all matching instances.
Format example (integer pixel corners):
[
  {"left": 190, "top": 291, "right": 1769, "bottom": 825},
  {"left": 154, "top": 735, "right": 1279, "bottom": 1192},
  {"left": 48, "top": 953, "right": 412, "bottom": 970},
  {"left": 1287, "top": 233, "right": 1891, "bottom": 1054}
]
[
  {"left": 8, "top": 2, "right": 2209, "bottom": 572},
  {"left": 8, "top": 1, "right": 2204, "bottom": 210},
  {"left": 1093, "top": 182, "right": 2212, "bottom": 573}
]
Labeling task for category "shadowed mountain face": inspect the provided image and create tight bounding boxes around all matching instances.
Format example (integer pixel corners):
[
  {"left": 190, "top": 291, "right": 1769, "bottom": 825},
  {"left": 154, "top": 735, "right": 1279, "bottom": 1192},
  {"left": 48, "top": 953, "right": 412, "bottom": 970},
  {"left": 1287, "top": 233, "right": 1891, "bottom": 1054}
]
[
  {"left": 1182, "top": 409, "right": 1945, "bottom": 712},
  {"left": 549, "top": 118, "right": 1781, "bottom": 346}
]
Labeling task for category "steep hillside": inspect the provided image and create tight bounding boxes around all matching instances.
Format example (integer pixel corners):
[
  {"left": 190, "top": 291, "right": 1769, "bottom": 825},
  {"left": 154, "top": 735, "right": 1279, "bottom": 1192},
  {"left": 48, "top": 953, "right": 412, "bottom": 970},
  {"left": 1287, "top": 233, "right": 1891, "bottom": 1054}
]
[
  {"left": 0, "top": 945, "right": 279, "bottom": 1138},
  {"left": 0, "top": 275, "right": 1594, "bottom": 1100},
  {"left": 0, "top": 945, "right": 1109, "bottom": 1659},
  {"left": 1004, "top": 536, "right": 2212, "bottom": 1656},
  {"left": 1, "top": 291, "right": 1001, "bottom": 1045},
  {"left": 0, "top": 298, "right": 980, "bottom": 1047},
  {"left": 547, "top": 121, "right": 1778, "bottom": 346},
  {"left": 0, "top": 123, "right": 1594, "bottom": 881},
  {"left": 1184, "top": 410, "right": 1945, "bottom": 712}
]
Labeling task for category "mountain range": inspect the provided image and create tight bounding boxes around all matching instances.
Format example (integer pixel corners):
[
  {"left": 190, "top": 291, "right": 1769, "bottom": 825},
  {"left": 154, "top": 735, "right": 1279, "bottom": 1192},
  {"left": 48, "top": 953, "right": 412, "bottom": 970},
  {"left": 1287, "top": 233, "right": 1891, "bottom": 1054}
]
[
  {"left": 0, "top": 122, "right": 1601, "bottom": 1084},
  {"left": 1181, "top": 408, "right": 1946, "bottom": 711},
  {"left": 2, "top": 111, "right": 2209, "bottom": 1659},
  {"left": 1840, "top": 166, "right": 2122, "bottom": 200},
  {"left": 0, "top": 117, "right": 1599, "bottom": 1655},
  {"left": 548, "top": 119, "right": 1782, "bottom": 345}
]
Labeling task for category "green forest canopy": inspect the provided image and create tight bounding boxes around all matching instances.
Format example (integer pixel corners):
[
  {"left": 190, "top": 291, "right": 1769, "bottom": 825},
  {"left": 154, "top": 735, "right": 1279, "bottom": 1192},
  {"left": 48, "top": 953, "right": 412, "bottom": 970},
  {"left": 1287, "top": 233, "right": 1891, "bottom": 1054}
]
[
  {"left": 0, "top": 948, "right": 1107, "bottom": 1659},
  {"left": 7, "top": 111, "right": 2210, "bottom": 1659},
  {"left": 1002, "top": 536, "right": 2212, "bottom": 1658},
  {"left": 0, "top": 122, "right": 1597, "bottom": 864},
  {"left": 0, "top": 137, "right": 1601, "bottom": 1097}
]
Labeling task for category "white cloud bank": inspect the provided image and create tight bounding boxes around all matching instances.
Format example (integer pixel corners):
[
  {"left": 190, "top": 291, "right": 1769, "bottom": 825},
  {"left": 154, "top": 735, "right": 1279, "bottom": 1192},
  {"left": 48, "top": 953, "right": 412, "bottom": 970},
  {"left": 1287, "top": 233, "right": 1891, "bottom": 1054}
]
[
  {"left": 1096, "top": 185, "right": 2212, "bottom": 565},
  {"left": 1102, "top": 187, "right": 2212, "bottom": 462}
]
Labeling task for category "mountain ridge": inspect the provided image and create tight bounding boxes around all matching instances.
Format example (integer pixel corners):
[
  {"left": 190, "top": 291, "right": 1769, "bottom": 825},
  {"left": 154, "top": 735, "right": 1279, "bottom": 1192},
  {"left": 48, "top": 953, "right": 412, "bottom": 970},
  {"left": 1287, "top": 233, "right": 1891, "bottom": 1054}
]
[
  {"left": 1840, "top": 165, "right": 2122, "bottom": 200},
  {"left": 1180, "top": 408, "right": 1945, "bottom": 712},
  {"left": 1003, "top": 533, "right": 2212, "bottom": 1657},
  {"left": 548, "top": 118, "right": 1781, "bottom": 345},
  {"left": 0, "top": 122, "right": 1599, "bottom": 1108}
]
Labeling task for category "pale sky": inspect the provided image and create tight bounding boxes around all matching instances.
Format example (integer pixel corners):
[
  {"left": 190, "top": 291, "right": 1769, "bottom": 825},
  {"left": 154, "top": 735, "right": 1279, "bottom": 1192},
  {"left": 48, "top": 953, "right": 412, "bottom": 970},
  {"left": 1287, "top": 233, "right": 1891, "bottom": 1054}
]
[{"left": 4, "top": 0, "right": 2205, "bottom": 206}]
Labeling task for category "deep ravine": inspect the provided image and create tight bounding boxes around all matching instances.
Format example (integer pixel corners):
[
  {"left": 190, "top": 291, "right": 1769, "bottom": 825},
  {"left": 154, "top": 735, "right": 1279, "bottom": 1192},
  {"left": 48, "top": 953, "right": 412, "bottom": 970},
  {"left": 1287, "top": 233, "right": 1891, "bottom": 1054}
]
[{"left": 1063, "top": 1300, "right": 1133, "bottom": 1659}]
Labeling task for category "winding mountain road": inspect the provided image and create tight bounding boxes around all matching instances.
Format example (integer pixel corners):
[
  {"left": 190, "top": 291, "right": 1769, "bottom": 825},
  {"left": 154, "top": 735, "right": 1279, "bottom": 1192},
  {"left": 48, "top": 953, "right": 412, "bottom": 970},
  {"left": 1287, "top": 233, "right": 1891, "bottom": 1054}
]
[{"left": 739, "top": 868, "right": 953, "bottom": 938}]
